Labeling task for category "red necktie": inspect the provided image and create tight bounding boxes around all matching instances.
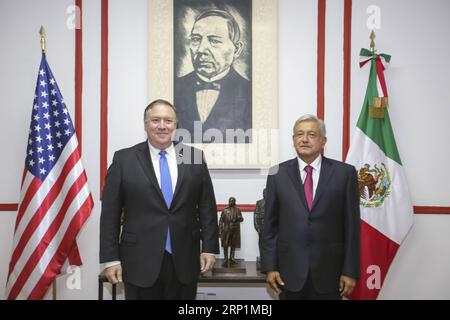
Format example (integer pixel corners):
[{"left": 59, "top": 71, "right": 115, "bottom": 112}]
[{"left": 304, "top": 165, "right": 313, "bottom": 210}]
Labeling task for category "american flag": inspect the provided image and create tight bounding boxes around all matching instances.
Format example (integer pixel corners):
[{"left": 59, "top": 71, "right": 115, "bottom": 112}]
[{"left": 5, "top": 55, "right": 93, "bottom": 300}]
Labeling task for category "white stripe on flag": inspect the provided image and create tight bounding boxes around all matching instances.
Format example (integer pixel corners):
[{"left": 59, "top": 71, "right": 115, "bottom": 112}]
[
  {"left": 18, "top": 171, "right": 34, "bottom": 204},
  {"left": 346, "top": 128, "right": 414, "bottom": 243}
]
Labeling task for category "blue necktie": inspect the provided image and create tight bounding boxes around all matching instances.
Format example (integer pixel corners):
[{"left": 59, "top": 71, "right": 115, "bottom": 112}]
[{"left": 159, "top": 150, "right": 173, "bottom": 254}]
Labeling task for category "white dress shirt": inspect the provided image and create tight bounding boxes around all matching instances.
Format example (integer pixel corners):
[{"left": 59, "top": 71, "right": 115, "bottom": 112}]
[
  {"left": 148, "top": 142, "right": 178, "bottom": 192},
  {"left": 195, "top": 68, "right": 231, "bottom": 123},
  {"left": 297, "top": 154, "right": 322, "bottom": 199}
]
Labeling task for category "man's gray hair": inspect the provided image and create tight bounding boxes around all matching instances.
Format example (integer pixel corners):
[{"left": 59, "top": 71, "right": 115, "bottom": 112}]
[
  {"left": 293, "top": 114, "right": 326, "bottom": 137},
  {"left": 194, "top": 9, "right": 241, "bottom": 44}
]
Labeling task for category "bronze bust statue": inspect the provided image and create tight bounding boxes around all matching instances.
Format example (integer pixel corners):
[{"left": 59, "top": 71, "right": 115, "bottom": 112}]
[
  {"left": 219, "top": 197, "right": 244, "bottom": 267},
  {"left": 253, "top": 188, "right": 266, "bottom": 270},
  {"left": 253, "top": 188, "right": 266, "bottom": 235}
]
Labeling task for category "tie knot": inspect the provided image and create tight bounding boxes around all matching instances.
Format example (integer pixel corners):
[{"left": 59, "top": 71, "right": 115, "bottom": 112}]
[
  {"left": 304, "top": 165, "right": 313, "bottom": 174},
  {"left": 196, "top": 80, "right": 221, "bottom": 91},
  {"left": 159, "top": 150, "right": 167, "bottom": 158}
]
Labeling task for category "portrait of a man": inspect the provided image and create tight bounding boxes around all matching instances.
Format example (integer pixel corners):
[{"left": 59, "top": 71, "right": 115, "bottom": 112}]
[{"left": 174, "top": 0, "right": 252, "bottom": 143}]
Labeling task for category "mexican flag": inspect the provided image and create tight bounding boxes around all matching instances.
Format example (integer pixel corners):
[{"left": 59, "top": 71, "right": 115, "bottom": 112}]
[{"left": 346, "top": 48, "right": 414, "bottom": 299}]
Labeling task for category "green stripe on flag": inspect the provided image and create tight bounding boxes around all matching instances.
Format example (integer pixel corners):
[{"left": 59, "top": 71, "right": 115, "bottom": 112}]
[{"left": 356, "top": 52, "right": 402, "bottom": 165}]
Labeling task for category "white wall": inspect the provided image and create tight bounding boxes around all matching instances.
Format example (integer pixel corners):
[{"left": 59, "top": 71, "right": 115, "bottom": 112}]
[
  {"left": 1, "top": 0, "right": 449, "bottom": 300},
  {"left": 108, "top": 0, "right": 149, "bottom": 154}
]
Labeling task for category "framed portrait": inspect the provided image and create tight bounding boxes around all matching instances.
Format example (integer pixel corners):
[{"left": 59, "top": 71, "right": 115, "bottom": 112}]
[{"left": 148, "top": 0, "right": 278, "bottom": 168}]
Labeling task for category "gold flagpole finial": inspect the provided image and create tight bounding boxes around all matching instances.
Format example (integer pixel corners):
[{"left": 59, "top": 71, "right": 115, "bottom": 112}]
[
  {"left": 370, "top": 30, "right": 376, "bottom": 53},
  {"left": 39, "top": 26, "right": 46, "bottom": 54}
]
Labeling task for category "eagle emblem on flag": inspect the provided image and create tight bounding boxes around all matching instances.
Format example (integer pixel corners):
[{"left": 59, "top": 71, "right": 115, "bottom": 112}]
[{"left": 357, "top": 163, "right": 391, "bottom": 208}]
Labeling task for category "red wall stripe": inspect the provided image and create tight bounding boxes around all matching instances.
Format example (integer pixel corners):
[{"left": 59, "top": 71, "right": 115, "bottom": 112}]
[
  {"left": 317, "top": 0, "right": 326, "bottom": 120},
  {"left": 216, "top": 204, "right": 257, "bottom": 212},
  {"left": 413, "top": 207, "right": 450, "bottom": 214},
  {"left": 0, "top": 204, "right": 19, "bottom": 211},
  {"left": 100, "top": 0, "right": 109, "bottom": 196},
  {"left": 75, "top": 0, "right": 83, "bottom": 153},
  {"left": 217, "top": 205, "right": 450, "bottom": 214},
  {"left": 342, "top": 0, "right": 352, "bottom": 161},
  {"left": 1, "top": 203, "right": 449, "bottom": 214},
  {"left": 221, "top": 205, "right": 450, "bottom": 214}
]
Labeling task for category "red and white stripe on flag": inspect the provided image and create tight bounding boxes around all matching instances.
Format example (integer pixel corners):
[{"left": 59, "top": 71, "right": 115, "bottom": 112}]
[{"left": 5, "top": 136, "right": 93, "bottom": 300}]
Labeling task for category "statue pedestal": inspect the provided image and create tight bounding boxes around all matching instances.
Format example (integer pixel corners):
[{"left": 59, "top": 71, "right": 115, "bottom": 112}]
[{"left": 213, "top": 259, "right": 246, "bottom": 274}]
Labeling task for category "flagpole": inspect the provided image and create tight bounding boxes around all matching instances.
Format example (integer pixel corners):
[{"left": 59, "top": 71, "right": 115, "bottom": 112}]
[
  {"left": 39, "top": 26, "right": 46, "bottom": 54},
  {"left": 40, "top": 25, "right": 56, "bottom": 300},
  {"left": 370, "top": 30, "right": 376, "bottom": 53},
  {"left": 52, "top": 278, "right": 57, "bottom": 300}
]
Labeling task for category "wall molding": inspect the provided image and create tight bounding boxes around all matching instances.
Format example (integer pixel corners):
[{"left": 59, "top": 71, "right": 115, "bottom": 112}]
[
  {"left": 75, "top": 0, "right": 83, "bottom": 153},
  {"left": 222, "top": 205, "right": 450, "bottom": 214},
  {"left": 317, "top": 0, "right": 326, "bottom": 120},
  {"left": 342, "top": 0, "right": 352, "bottom": 161},
  {"left": 100, "top": 0, "right": 109, "bottom": 196},
  {"left": 1, "top": 203, "right": 449, "bottom": 214},
  {"left": 413, "top": 207, "right": 450, "bottom": 215},
  {"left": 0, "top": 204, "right": 19, "bottom": 212}
]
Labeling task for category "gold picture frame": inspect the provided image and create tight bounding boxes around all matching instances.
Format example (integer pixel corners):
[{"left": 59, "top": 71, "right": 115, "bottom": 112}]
[{"left": 148, "top": 0, "right": 278, "bottom": 168}]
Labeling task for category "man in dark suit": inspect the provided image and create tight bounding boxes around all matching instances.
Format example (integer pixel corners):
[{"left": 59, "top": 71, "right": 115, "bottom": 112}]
[
  {"left": 174, "top": 9, "right": 252, "bottom": 143},
  {"left": 100, "top": 99, "right": 219, "bottom": 300},
  {"left": 260, "top": 114, "right": 360, "bottom": 300}
]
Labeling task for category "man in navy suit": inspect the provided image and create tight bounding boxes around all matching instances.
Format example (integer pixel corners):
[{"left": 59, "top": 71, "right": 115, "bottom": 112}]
[
  {"left": 260, "top": 115, "right": 360, "bottom": 300},
  {"left": 100, "top": 99, "right": 219, "bottom": 299},
  {"left": 174, "top": 9, "right": 251, "bottom": 143}
]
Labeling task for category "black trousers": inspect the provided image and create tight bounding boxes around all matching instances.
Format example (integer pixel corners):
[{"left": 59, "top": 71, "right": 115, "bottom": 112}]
[
  {"left": 124, "top": 252, "right": 197, "bottom": 300},
  {"left": 279, "top": 272, "right": 341, "bottom": 300}
]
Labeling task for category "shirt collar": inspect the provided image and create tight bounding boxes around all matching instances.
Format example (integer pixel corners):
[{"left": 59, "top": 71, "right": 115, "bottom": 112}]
[
  {"left": 297, "top": 154, "right": 322, "bottom": 172},
  {"left": 147, "top": 141, "right": 175, "bottom": 159}
]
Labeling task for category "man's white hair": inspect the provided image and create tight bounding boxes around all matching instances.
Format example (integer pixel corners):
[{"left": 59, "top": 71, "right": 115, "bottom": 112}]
[{"left": 293, "top": 114, "right": 326, "bottom": 137}]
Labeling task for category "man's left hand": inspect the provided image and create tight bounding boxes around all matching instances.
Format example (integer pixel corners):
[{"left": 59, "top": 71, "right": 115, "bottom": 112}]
[
  {"left": 200, "top": 253, "right": 216, "bottom": 273},
  {"left": 339, "top": 275, "right": 356, "bottom": 297}
]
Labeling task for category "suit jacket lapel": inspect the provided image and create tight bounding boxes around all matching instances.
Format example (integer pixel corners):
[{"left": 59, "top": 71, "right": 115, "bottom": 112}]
[
  {"left": 172, "top": 143, "right": 185, "bottom": 205},
  {"left": 135, "top": 141, "right": 166, "bottom": 205},
  {"left": 287, "top": 159, "right": 309, "bottom": 212},
  {"left": 312, "top": 157, "right": 335, "bottom": 210}
]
